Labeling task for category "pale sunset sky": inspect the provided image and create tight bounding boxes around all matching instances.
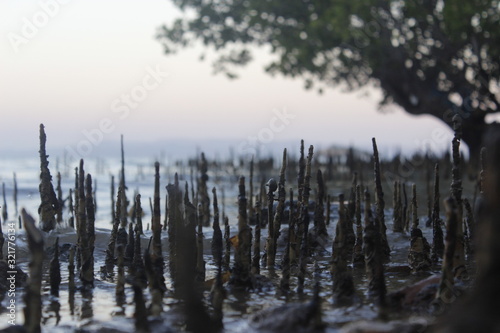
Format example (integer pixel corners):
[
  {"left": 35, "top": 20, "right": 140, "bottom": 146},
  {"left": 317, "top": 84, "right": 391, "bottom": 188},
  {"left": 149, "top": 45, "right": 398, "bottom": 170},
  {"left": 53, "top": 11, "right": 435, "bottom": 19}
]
[{"left": 0, "top": 0, "right": 456, "bottom": 159}]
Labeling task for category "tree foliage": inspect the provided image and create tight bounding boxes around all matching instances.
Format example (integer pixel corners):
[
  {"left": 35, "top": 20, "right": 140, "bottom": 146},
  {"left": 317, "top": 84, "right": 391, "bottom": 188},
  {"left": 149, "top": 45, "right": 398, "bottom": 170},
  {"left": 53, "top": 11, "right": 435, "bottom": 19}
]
[{"left": 157, "top": 0, "right": 500, "bottom": 159}]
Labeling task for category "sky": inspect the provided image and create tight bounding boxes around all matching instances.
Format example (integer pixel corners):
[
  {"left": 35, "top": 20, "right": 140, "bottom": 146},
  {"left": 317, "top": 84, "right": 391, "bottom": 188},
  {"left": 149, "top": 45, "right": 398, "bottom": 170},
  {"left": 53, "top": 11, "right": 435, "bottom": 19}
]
[{"left": 0, "top": 0, "right": 457, "bottom": 160}]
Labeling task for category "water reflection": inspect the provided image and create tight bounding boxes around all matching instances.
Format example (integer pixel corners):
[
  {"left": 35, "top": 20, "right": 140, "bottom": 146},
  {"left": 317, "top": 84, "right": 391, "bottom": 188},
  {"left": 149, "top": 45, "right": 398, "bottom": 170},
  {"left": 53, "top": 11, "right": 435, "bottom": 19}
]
[
  {"left": 80, "top": 289, "right": 94, "bottom": 323},
  {"left": 69, "top": 288, "right": 75, "bottom": 316},
  {"left": 228, "top": 289, "right": 250, "bottom": 315},
  {"left": 43, "top": 299, "right": 61, "bottom": 326}
]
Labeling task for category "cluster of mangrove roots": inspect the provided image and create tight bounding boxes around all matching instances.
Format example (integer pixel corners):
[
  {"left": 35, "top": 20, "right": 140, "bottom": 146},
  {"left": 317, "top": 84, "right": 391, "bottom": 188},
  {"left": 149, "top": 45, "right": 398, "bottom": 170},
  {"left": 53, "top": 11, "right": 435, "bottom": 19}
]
[{"left": 9, "top": 124, "right": 496, "bottom": 333}]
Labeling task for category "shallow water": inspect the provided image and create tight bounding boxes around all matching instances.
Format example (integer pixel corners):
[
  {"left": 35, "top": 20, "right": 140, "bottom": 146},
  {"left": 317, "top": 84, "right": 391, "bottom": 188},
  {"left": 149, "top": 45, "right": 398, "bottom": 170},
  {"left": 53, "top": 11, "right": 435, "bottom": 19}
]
[
  {"left": 0, "top": 155, "right": 466, "bottom": 332},
  {"left": 2, "top": 217, "right": 439, "bottom": 332}
]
